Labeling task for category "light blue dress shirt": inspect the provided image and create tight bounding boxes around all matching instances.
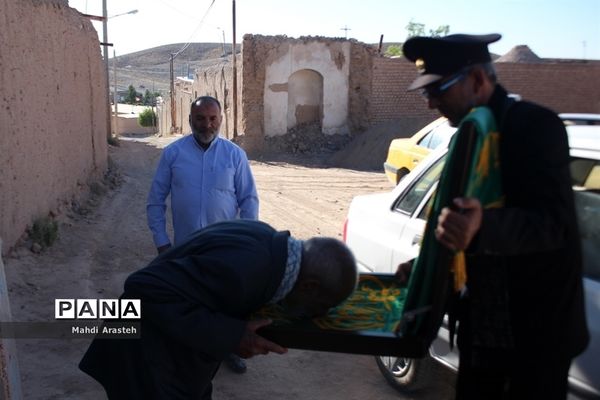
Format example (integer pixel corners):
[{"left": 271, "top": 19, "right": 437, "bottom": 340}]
[{"left": 147, "top": 134, "right": 259, "bottom": 247}]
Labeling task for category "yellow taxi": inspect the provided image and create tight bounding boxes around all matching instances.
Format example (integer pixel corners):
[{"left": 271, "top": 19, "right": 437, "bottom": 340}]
[{"left": 383, "top": 117, "right": 456, "bottom": 185}]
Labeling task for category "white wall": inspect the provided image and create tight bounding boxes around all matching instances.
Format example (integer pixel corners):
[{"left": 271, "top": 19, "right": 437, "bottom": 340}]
[{"left": 263, "top": 41, "right": 350, "bottom": 136}]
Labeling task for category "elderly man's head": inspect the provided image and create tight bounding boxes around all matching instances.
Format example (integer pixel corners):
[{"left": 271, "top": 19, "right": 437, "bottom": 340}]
[
  {"left": 189, "top": 96, "right": 222, "bottom": 145},
  {"left": 282, "top": 237, "right": 358, "bottom": 318},
  {"left": 403, "top": 34, "right": 500, "bottom": 126}
]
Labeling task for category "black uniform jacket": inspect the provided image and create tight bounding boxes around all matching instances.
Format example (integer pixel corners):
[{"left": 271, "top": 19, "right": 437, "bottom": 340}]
[
  {"left": 80, "top": 220, "right": 290, "bottom": 399},
  {"left": 464, "top": 85, "right": 589, "bottom": 358}
]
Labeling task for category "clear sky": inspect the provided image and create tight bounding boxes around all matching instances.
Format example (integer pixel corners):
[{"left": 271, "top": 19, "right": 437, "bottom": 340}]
[{"left": 69, "top": 0, "right": 599, "bottom": 60}]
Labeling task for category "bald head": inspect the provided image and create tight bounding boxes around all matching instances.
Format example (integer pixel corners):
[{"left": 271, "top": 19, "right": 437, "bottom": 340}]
[
  {"left": 190, "top": 96, "right": 221, "bottom": 113},
  {"left": 282, "top": 237, "right": 358, "bottom": 318}
]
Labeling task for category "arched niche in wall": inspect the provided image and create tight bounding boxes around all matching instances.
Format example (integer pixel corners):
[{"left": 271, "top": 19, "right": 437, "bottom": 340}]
[{"left": 287, "top": 69, "right": 324, "bottom": 132}]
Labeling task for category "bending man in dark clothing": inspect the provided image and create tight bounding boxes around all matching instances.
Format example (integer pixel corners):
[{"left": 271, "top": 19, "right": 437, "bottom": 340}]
[
  {"left": 80, "top": 220, "right": 358, "bottom": 400},
  {"left": 398, "top": 33, "right": 588, "bottom": 399}
]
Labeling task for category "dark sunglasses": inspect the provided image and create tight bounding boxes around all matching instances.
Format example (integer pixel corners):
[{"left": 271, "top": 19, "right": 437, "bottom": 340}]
[{"left": 422, "top": 69, "right": 470, "bottom": 99}]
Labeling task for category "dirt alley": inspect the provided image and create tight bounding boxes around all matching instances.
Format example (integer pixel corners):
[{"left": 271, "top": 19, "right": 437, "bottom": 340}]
[{"left": 4, "top": 134, "right": 454, "bottom": 399}]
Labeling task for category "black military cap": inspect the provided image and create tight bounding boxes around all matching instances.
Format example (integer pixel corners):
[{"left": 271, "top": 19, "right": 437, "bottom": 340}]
[{"left": 403, "top": 33, "right": 501, "bottom": 91}]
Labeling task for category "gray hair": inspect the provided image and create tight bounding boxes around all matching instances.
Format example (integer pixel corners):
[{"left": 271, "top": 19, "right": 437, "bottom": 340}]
[{"left": 478, "top": 62, "right": 497, "bottom": 83}]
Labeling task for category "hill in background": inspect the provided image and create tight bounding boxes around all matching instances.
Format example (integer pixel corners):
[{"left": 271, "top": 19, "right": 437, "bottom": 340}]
[
  {"left": 111, "top": 41, "right": 439, "bottom": 171},
  {"left": 109, "top": 41, "right": 402, "bottom": 95},
  {"left": 109, "top": 42, "right": 240, "bottom": 94}
]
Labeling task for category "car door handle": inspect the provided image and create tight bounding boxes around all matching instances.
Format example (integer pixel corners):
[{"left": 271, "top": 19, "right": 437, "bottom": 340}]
[{"left": 412, "top": 234, "right": 423, "bottom": 246}]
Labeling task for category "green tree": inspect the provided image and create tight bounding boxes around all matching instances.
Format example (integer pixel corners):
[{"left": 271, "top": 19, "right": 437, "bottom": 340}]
[
  {"left": 406, "top": 19, "right": 450, "bottom": 38},
  {"left": 385, "top": 45, "right": 403, "bottom": 57},
  {"left": 406, "top": 20, "right": 425, "bottom": 38},
  {"left": 143, "top": 89, "right": 152, "bottom": 106},
  {"left": 125, "top": 84, "right": 138, "bottom": 104},
  {"left": 138, "top": 107, "right": 157, "bottom": 127},
  {"left": 428, "top": 25, "right": 450, "bottom": 37},
  {"left": 391, "top": 20, "right": 449, "bottom": 57}
]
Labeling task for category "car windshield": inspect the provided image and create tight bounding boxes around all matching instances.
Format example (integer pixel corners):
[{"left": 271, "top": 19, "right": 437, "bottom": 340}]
[
  {"left": 571, "top": 157, "right": 600, "bottom": 191},
  {"left": 575, "top": 190, "right": 600, "bottom": 281},
  {"left": 394, "top": 155, "right": 446, "bottom": 215},
  {"left": 392, "top": 152, "right": 600, "bottom": 281},
  {"left": 560, "top": 113, "right": 600, "bottom": 126},
  {"left": 417, "top": 123, "right": 456, "bottom": 150},
  {"left": 571, "top": 155, "right": 600, "bottom": 281}
]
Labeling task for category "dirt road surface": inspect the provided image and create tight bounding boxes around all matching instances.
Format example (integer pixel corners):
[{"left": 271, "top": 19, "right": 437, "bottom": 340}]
[{"left": 4, "top": 135, "right": 454, "bottom": 399}]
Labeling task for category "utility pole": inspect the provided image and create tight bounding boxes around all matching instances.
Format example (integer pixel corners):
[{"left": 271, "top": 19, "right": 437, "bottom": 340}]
[
  {"left": 170, "top": 53, "right": 176, "bottom": 133},
  {"left": 217, "top": 27, "right": 226, "bottom": 57},
  {"left": 102, "top": 0, "right": 111, "bottom": 140},
  {"left": 80, "top": 4, "right": 136, "bottom": 140},
  {"left": 152, "top": 80, "right": 156, "bottom": 132},
  {"left": 232, "top": 0, "right": 238, "bottom": 138},
  {"left": 341, "top": 25, "right": 351, "bottom": 39},
  {"left": 113, "top": 49, "right": 118, "bottom": 137}
]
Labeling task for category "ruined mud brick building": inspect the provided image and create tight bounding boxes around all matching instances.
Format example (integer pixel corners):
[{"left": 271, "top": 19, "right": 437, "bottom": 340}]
[{"left": 160, "top": 35, "right": 600, "bottom": 154}]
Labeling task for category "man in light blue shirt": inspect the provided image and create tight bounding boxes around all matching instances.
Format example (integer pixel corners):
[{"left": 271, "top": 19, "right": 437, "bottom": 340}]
[
  {"left": 147, "top": 96, "right": 259, "bottom": 252},
  {"left": 146, "top": 96, "right": 259, "bottom": 374}
]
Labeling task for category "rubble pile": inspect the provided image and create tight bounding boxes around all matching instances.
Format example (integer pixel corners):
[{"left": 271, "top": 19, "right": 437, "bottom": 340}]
[{"left": 263, "top": 122, "right": 352, "bottom": 156}]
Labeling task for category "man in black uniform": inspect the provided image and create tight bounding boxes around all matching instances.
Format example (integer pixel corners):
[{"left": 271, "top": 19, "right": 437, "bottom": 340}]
[
  {"left": 80, "top": 220, "right": 358, "bottom": 399},
  {"left": 401, "top": 33, "right": 589, "bottom": 399}
]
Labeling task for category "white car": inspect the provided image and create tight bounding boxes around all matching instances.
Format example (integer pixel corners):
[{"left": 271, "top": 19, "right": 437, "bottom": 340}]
[
  {"left": 343, "top": 125, "right": 600, "bottom": 398},
  {"left": 560, "top": 113, "right": 600, "bottom": 126}
]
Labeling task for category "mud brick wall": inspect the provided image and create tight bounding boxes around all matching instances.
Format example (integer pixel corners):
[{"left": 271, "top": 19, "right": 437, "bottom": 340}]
[
  {"left": 239, "top": 35, "right": 380, "bottom": 151},
  {"left": 369, "top": 57, "right": 600, "bottom": 123},
  {"left": 239, "top": 35, "right": 319, "bottom": 152},
  {"left": 347, "top": 43, "right": 377, "bottom": 133},
  {"left": 0, "top": 0, "right": 108, "bottom": 254},
  {"left": 370, "top": 57, "right": 438, "bottom": 121},
  {"left": 495, "top": 62, "right": 600, "bottom": 113},
  {"left": 191, "top": 57, "right": 241, "bottom": 140},
  {"left": 177, "top": 34, "right": 600, "bottom": 157}
]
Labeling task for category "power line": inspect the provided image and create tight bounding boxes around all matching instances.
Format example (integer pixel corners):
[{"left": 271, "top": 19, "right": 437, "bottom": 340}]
[
  {"left": 172, "top": 0, "right": 216, "bottom": 59},
  {"left": 155, "top": 0, "right": 198, "bottom": 20},
  {"left": 168, "top": 0, "right": 216, "bottom": 133}
]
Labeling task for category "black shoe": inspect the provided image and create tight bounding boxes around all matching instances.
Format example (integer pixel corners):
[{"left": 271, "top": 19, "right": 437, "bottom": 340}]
[{"left": 224, "top": 353, "right": 247, "bottom": 374}]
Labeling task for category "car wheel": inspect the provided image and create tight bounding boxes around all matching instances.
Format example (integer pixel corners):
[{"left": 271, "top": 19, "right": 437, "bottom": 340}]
[
  {"left": 375, "top": 355, "right": 432, "bottom": 393},
  {"left": 395, "top": 168, "right": 410, "bottom": 185}
]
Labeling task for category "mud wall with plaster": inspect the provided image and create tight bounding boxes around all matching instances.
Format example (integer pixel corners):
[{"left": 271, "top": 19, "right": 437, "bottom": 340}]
[
  {"left": 347, "top": 42, "right": 377, "bottom": 133},
  {"left": 114, "top": 115, "right": 156, "bottom": 136},
  {"left": 158, "top": 57, "right": 242, "bottom": 140},
  {"left": 239, "top": 35, "right": 268, "bottom": 152},
  {"left": 239, "top": 35, "right": 377, "bottom": 152},
  {"left": 158, "top": 77, "right": 193, "bottom": 135},
  {"left": 191, "top": 57, "right": 242, "bottom": 140},
  {"left": 261, "top": 38, "right": 350, "bottom": 136},
  {"left": 0, "top": 0, "right": 108, "bottom": 254}
]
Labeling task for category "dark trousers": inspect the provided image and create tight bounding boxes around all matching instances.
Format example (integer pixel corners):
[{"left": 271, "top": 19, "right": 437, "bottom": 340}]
[
  {"left": 455, "top": 311, "right": 571, "bottom": 400},
  {"left": 455, "top": 349, "right": 570, "bottom": 400}
]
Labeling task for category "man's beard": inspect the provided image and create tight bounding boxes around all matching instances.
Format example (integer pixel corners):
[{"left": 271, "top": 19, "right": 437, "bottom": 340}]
[
  {"left": 443, "top": 103, "right": 475, "bottom": 127},
  {"left": 192, "top": 127, "right": 217, "bottom": 144}
]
